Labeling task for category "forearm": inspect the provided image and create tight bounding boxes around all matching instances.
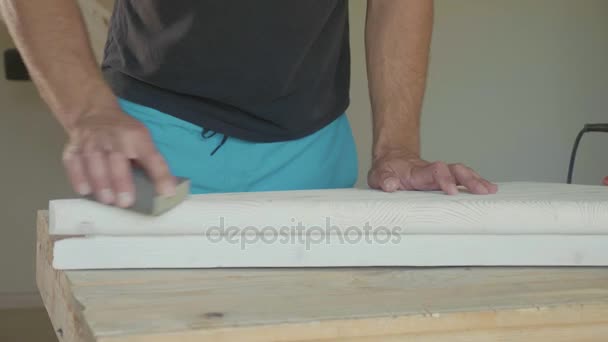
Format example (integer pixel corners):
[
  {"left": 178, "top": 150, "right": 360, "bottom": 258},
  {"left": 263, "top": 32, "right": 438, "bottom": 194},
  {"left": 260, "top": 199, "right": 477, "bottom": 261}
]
[
  {"left": 0, "top": 0, "right": 117, "bottom": 132},
  {"left": 366, "top": 0, "right": 433, "bottom": 158}
]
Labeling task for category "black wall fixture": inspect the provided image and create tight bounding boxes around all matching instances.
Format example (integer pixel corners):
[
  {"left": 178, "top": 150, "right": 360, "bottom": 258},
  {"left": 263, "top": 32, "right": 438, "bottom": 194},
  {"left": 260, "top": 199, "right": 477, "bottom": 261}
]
[
  {"left": 4, "top": 48, "right": 30, "bottom": 81},
  {"left": 567, "top": 124, "right": 608, "bottom": 184}
]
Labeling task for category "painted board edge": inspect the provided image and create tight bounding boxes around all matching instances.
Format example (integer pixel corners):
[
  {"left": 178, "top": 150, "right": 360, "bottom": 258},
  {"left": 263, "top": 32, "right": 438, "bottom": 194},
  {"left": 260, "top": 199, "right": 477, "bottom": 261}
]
[{"left": 52, "top": 234, "right": 608, "bottom": 269}]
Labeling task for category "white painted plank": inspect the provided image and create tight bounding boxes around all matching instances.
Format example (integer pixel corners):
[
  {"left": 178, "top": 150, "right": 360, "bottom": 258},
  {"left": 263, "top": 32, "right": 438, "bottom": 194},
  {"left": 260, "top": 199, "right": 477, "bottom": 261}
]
[
  {"left": 52, "top": 234, "right": 608, "bottom": 269},
  {"left": 49, "top": 182, "right": 608, "bottom": 236}
]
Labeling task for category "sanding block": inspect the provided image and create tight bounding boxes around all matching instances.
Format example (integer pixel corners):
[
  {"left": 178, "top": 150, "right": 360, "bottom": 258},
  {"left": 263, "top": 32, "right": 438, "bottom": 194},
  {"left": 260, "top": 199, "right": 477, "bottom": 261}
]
[{"left": 85, "top": 168, "right": 191, "bottom": 216}]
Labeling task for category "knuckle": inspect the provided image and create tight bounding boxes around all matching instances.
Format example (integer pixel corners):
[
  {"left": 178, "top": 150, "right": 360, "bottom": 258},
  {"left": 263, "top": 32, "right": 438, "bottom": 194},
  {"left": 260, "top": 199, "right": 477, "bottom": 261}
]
[
  {"left": 80, "top": 139, "right": 101, "bottom": 155},
  {"left": 451, "top": 163, "right": 467, "bottom": 170},
  {"left": 81, "top": 148, "right": 101, "bottom": 159},
  {"left": 108, "top": 150, "right": 126, "bottom": 160},
  {"left": 62, "top": 149, "right": 77, "bottom": 163},
  {"left": 145, "top": 153, "right": 168, "bottom": 171},
  {"left": 430, "top": 161, "right": 448, "bottom": 173}
]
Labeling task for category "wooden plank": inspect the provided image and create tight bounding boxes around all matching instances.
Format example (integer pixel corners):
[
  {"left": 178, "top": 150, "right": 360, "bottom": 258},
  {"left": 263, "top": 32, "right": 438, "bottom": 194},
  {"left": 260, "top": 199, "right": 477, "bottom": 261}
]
[
  {"left": 48, "top": 182, "right": 608, "bottom": 269},
  {"left": 52, "top": 234, "right": 608, "bottom": 269},
  {"left": 49, "top": 182, "right": 608, "bottom": 236},
  {"left": 37, "top": 211, "right": 608, "bottom": 341}
]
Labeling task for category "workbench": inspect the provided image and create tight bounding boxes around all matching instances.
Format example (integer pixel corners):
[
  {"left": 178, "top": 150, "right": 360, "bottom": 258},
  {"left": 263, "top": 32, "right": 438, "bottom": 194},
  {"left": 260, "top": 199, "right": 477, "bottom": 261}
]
[{"left": 36, "top": 211, "right": 608, "bottom": 341}]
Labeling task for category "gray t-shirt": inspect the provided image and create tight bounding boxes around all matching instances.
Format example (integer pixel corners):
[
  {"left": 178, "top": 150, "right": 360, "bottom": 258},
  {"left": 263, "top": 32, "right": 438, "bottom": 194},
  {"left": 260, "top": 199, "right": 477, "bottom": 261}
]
[{"left": 102, "top": 0, "right": 351, "bottom": 142}]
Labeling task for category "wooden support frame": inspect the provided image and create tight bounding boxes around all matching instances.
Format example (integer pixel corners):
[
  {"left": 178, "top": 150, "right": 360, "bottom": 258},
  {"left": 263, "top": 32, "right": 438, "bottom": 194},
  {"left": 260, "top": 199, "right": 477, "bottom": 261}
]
[
  {"left": 37, "top": 211, "right": 608, "bottom": 341},
  {"left": 36, "top": 212, "right": 96, "bottom": 342}
]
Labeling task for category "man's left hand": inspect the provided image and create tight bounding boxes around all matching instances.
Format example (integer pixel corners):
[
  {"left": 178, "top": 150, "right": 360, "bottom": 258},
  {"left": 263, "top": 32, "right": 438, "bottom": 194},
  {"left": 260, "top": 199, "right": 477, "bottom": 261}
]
[{"left": 368, "top": 149, "right": 498, "bottom": 195}]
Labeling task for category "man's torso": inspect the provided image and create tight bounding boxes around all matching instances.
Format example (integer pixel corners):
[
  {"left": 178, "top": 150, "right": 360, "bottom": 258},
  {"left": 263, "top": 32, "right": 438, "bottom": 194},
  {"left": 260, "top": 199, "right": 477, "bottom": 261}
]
[{"left": 102, "top": 0, "right": 351, "bottom": 141}]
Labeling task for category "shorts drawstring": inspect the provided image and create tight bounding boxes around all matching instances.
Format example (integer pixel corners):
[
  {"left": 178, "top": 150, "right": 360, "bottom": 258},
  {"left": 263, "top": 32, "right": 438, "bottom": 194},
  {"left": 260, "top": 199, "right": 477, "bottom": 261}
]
[{"left": 201, "top": 128, "right": 229, "bottom": 156}]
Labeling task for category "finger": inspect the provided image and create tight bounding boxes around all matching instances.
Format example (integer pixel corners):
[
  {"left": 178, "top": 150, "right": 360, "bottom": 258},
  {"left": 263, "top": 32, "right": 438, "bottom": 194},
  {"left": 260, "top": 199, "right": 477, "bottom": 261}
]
[
  {"left": 459, "top": 175, "right": 489, "bottom": 195},
  {"left": 405, "top": 162, "right": 437, "bottom": 190},
  {"left": 84, "top": 150, "right": 115, "bottom": 204},
  {"left": 469, "top": 168, "right": 498, "bottom": 194},
  {"left": 428, "top": 162, "right": 459, "bottom": 195},
  {"left": 108, "top": 151, "right": 135, "bottom": 208},
  {"left": 134, "top": 140, "right": 176, "bottom": 196},
  {"left": 480, "top": 178, "right": 499, "bottom": 194},
  {"left": 409, "top": 162, "right": 458, "bottom": 194},
  {"left": 380, "top": 172, "right": 402, "bottom": 192},
  {"left": 603, "top": 176, "right": 608, "bottom": 186},
  {"left": 368, "top": 167, "right": 401, "bottom": 192},
  {"left": 449, "top": 164, "right": 488, "bottom": 195},
  {"left": 62, "top": 145, "right": 91, "bottom": 195}
]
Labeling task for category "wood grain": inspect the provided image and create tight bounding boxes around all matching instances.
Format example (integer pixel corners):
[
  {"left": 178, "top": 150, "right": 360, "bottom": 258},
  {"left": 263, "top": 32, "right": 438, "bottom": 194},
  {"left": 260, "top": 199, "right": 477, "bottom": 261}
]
[
  {"left": 36, "top": 212, "right": 95, "bottom": 342},
  {"left": 37, "top": 211, "right": 608, "bottom": 341},
  {"left": 50, "top": 182, "right": 608, "bottom": 236}
]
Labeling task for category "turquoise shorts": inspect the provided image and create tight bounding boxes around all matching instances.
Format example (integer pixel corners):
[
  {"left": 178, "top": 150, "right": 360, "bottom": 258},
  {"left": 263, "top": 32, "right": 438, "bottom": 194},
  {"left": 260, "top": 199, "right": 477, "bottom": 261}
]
[{"left": 118, "top": 99, "right": 359, "bottom": 194}]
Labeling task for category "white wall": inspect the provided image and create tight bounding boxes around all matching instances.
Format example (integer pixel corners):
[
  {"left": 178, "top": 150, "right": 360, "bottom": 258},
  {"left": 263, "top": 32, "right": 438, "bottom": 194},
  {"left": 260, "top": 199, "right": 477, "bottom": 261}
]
[
  {"left": 0, "top": 25, "right": 71, "bottom": 299},
  {"left": 1, "top": 0, "right": 608, "bottom": 304},
  {"left": 349, "top": 0, "right": 608, "bottom": 187}
]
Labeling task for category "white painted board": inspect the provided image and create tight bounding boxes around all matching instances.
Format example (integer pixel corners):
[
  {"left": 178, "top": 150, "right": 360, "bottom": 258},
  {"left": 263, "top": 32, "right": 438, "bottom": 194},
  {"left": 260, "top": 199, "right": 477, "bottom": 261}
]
[
  {"left": 52, "top": 234, "right": 608, "bottom": 269},
  {"left": 49, "top": 182, "right": 608, "bottom": 236}
]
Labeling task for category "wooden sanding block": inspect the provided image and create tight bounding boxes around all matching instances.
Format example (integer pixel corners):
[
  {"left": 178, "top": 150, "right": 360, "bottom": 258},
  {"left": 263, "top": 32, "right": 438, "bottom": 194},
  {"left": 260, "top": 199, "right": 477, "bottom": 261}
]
[{"left": 86, "top": 168, "right": 191, "bottom": 216}]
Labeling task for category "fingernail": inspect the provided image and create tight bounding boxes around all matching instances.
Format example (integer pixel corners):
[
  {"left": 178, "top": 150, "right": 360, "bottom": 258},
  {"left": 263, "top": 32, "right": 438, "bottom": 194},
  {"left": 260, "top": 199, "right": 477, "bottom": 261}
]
[
  {"left": 383, "top": 178, "right": 400, "bottom": 192},
  {"left": 476, "top": 185, "right": 489, "bottom": 195},
  {"left": 100, "top": 189, "right": 115, "bottom": 204},
  {"left": 77, "top": 183, "right": 91, "bottom": 195},
  {"left": 117, "top": 192, "right": 134, "bottom": 207}
]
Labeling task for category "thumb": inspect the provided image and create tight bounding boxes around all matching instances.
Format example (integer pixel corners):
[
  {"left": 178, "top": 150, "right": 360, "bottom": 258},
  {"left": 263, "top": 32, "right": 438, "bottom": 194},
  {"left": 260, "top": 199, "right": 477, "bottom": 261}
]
[
  {"left": 382, "top": 176, "right": 402, "bottom": 192},
  {"left": 369, "top": 169, "right": 401, "bottom": 192}
]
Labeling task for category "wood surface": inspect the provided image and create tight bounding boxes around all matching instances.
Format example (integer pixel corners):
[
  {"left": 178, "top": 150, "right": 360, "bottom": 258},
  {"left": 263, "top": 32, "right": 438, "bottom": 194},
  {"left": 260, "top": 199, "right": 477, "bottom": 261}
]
[
  {"left": 50, "top": 182, "right": 608, "bottom": 236},
  {"left": 49, "top": 182, "right": 608, "bottom": 269},
  {"left": 37, "top": 211, "right": 608, "bottom": 341},
  {"left": 37, "top": 212, "right": 96, "bottom": 342}
]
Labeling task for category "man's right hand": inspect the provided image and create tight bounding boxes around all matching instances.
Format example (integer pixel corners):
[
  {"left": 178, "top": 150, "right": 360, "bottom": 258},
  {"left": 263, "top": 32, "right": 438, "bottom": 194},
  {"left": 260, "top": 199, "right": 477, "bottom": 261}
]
[
  {"left": 1, "top": 0, "right": 176, "bottom": 208},
  {"left": 62, "top": 106, "right": 176, "bottom": 208}
]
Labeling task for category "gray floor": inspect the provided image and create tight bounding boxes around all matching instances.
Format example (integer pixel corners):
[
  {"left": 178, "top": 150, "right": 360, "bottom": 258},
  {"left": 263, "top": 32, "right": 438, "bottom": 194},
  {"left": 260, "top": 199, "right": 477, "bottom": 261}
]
[{"left": 0, "top": 307, "right": 57, "bottom": 342}]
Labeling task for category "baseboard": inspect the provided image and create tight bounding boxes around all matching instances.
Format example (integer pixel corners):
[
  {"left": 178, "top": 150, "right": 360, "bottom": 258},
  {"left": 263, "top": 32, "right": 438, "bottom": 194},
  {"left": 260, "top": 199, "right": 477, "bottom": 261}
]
[{"left": 0, "top": 292, "right": 43, "bottom": 309}]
